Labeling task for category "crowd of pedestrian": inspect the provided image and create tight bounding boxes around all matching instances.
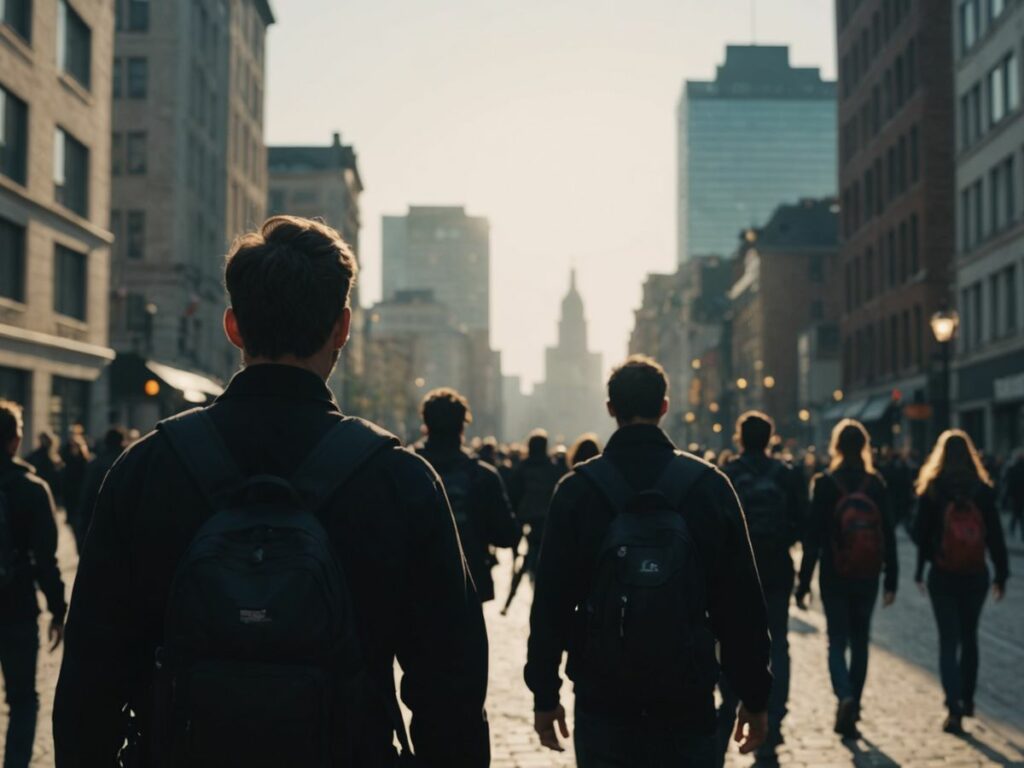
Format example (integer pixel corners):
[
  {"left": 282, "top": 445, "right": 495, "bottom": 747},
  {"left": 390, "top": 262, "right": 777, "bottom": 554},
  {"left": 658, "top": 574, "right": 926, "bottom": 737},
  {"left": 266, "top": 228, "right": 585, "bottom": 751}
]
[{"left": 0, "top": 215, "right": 1016, "bottom": 767}]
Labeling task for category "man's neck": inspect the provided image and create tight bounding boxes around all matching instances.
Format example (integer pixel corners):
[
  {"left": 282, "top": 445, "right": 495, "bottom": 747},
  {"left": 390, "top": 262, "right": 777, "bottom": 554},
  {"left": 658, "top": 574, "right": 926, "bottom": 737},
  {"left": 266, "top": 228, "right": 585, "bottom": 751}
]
[
  {"left": 242, "top": 355, "right": 329, "bottom": 381},
  {"left": 615, "top": 418, "right": 661, "bottom": 429}
]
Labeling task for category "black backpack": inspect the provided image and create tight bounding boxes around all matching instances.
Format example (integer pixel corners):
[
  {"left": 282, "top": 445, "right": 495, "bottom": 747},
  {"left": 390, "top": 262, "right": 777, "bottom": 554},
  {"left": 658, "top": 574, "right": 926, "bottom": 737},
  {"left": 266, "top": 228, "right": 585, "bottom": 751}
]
[
  {"left": 153, "top": 409, "right": 411, "bottom": 768},
  {"left": 576, "top": 454, "right": 718, "bottom": 706},
  {"left": 730, "top": 458, "right": 789, "bottom": 553},
  {"left": 0, "top": 474, "right": 17, "bottom": 589},
  {"left": 517, "top": 461, "right": 558, "bottom": 523}
]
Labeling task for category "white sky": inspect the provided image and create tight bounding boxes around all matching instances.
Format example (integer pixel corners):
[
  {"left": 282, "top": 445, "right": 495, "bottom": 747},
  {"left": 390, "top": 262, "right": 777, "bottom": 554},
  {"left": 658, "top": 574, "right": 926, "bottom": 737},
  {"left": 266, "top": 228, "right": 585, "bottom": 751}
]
[{"left": 265, "top": 0, "right": 836, "bottom": 389}]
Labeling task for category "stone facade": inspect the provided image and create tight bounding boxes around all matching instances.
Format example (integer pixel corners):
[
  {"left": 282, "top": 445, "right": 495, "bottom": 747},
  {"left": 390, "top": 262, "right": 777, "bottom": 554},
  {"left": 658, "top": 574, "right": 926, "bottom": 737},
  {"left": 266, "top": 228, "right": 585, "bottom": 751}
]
[{"left": 0, "top": 0, "right": 115, "bottom": 444}]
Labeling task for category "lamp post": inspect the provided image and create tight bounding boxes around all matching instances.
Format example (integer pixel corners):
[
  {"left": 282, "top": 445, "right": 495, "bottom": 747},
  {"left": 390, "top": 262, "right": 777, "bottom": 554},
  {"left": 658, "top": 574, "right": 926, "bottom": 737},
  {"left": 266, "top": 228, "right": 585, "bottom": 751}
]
[{"left": 929, "top": 310, "right": 959, "bottom": 435}]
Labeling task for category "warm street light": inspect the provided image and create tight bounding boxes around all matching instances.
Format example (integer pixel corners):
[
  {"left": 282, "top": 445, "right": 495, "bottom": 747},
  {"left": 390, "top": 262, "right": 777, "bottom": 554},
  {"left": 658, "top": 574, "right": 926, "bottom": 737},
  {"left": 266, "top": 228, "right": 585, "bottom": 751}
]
[
  {"left": 763, "top": 375, "right": 776, "bottom": 389},
  {"left": 930, "top": 310, "right": 960, "bottom": 343},
  {"left": 691, "top": 358, "right": 702, "bottom": 370},
  {"left": 798, "top": 409, "right": 811, "bottom": 422},
  {"left": 833, "top": 389, "right": 844, "bottom": 402},
  {"left": 709, "top": 402, "right": 720, "bottom": 413},
  {"left": 684, "top": 411, "right": 696, "bottom": 423},
  {"left": 712, "top": 423, "right": 723, "bottom": 433},
  {"left": 414, "top": 377, "right": 426, "bottom": 388},
  {"left": 736, "top": 377, "right": 749, "bottom": 390},
  {"left": 144, "top": 379, "right": 160, "bottom": 397}
]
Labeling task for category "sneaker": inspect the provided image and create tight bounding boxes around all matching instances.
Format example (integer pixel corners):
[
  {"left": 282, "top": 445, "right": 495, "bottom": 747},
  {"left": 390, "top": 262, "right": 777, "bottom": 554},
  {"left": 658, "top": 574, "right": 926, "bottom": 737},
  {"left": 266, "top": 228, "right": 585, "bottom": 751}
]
[
  {"left": 942, "top": 714, "right": 963, "bottom": 734},
  {"left": 834, "top": 698, "right": 860, "bottom": 739}
]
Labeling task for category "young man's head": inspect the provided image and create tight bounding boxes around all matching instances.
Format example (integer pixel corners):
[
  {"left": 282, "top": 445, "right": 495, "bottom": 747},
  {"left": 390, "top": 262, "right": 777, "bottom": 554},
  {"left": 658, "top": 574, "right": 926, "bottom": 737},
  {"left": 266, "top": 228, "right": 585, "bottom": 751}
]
[
  {"left": 735, "top": 411, "right": 774, "bottom": 455},
  {"left": 0, "top": 400, "right": 23, "bottom": 458},
  {"left": 606, "top": 355, "right": 669, "bottom": 426},
  {"left": 421, "top": 388, "right": 472, "bottom": 443},
  {"left": 223, "top": 216, "right": 357, "bottom": 380}
]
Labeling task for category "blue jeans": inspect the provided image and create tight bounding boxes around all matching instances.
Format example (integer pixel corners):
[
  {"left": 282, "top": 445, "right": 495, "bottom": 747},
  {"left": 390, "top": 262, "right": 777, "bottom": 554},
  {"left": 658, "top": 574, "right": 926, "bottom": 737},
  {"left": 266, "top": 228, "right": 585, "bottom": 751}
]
[
  {"left": 0, "top": 622, "right": 40, "bottom": 768},
  {"left": 575, "top": 708, "right": 715, "bottom": 768},
  {"left": 820, "top": 584, "right": 877, "bottom": 703},
  {"left": 715, "top": 587, "right": 790, "bottom": 763},
  {"left": 927, "top": 570, "right": 988, "bottom": 715}
]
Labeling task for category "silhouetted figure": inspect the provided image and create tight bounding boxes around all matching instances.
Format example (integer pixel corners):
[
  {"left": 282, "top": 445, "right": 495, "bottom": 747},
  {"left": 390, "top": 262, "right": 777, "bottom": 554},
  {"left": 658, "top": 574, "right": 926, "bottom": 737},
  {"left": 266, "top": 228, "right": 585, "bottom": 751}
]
[
  {"left": 72, "top": 428, "right": 126, "bottom": 552},
  {"left": 25, "top": 431, "right": 63, "bottom": 506},
  {"left": 508, "top": 430, "right": 562, "bottom": 583},
  {"left": 913, "top": 430, "right": 1009, "bottom": 734},
  {"left": 796, "top": 419, "right": 898, "bottom": 740},
  {"left": 567, "top": 433, "right": 601, "bottom": 467},
  {"left": 60, "top": 433, "right": 91, "bottom": 528}
]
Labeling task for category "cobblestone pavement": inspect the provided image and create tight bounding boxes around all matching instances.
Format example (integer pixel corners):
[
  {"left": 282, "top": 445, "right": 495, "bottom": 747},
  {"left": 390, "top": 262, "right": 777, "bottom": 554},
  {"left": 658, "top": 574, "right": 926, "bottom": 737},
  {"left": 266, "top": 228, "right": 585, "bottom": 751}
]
[{"left": 5, "top": 519, "right": 1023, "bottom": 767}]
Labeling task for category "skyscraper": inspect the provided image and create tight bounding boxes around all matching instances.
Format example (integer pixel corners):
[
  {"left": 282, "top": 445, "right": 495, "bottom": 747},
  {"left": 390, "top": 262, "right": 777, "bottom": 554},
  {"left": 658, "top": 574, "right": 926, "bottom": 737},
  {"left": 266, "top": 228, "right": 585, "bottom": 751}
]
[{"left": 677, "top": 45, "right": 837, "bottom": 262}]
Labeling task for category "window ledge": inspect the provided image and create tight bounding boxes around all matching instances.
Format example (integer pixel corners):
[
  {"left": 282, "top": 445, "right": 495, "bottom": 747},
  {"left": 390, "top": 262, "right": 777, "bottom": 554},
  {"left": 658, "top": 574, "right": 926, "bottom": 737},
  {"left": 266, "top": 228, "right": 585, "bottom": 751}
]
[
  {"left": 0, "top": 297, "right": 27, "bottom": 313},
  {"left": 0, "top": 23, "right": 32, "bottom": 63},
  {"left": 57, "top": 71, "right": 93, "bottom": 106}
]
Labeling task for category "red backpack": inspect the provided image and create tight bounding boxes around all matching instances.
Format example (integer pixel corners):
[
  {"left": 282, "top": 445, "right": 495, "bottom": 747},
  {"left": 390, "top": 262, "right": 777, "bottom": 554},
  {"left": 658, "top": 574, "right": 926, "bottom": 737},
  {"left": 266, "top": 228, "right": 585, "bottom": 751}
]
[
  {"left": 831, "top": 475, "right": 885, "bottom": 579},
  {"left": 935, "top": 495, "right": 987, "bottom": 574}
]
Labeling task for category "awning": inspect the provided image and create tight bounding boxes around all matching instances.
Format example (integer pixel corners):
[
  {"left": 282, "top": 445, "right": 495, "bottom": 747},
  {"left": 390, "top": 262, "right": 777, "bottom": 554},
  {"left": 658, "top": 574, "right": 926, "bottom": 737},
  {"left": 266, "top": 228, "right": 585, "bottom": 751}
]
[
  {"left": 859, "top": 395, "right": 891, "bottom": 423},
  {"left": 145, "top": 361, "right": 224, "bottom": 403}
]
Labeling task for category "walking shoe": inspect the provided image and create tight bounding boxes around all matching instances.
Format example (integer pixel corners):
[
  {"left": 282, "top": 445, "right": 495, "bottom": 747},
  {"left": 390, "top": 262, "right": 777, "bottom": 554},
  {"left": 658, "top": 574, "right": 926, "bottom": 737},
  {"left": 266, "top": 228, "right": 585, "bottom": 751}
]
[
  {"left": 834, "top": 698, "right": 860, "bottom": 739},
  {"left": 943, "top": 714, "right": 964, "bottom": 734}
]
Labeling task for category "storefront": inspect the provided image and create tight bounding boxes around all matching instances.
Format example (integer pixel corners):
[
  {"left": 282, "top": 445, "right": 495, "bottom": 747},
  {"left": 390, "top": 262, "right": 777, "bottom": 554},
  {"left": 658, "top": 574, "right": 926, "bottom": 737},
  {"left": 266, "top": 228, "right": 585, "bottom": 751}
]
[{"left": 956, "top": 353, "right": 1024, "bottom": 456}]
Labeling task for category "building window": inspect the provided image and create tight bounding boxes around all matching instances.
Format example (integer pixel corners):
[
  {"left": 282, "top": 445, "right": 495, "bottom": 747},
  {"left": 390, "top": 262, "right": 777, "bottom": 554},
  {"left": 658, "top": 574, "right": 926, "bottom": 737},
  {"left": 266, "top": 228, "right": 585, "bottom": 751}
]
[
  {"left": 113, "top": 57, "right": 122, "bottom": 99},
  {"left": 1, "top": 0, "right": 31, "bottom": 41},
  {"left": 50, "top": 375, "right": 90, "bottom": 436},
  {"left": 971, "top": 282, "right": 983, "bottom": 348},
  {"left": 909, "top": 214, "right": 919, "bottom": 274},
  {"left": 907, "top": 39, "right": 917, "bottom": 95},
  {"left": 126, "top": 210, "right": 144, "bottom": 259},
  {"left": 973, "top": 178, "right": 984, "bottom": 243},
  {"left": 909, "top": 125, "right": 919, "bottom": 182},
  {"left": 54, "top": 127, "right": 89, "bottom": 217},
  {"left": 902, "top": 311, "right": 911, "bottom": 368},
  {"left": 865, "top": 248, "right": 874, "bottom": 300},
  {"left": 126, "top": 57, "right": 147, "bottom": 99},
  {"left": 126, "top": 131, "right": 146, "bottom": 174},
  {"left": 111, "top": 131, "right": 122, "bottom": 176},
  {"left": 991, "top": 273, "right": 1002, "bottom": 339},
  {"left": 127, "top": 0, "right": 148, "bottom": 31},
  {"left": 811, "top": 300, "right": 824, "bottom": 321},
  {"left": 809, "top": 254, "right": 824, "bottom": 283},
  {"left": 57, "top": 0, "right": 91, "bottom": 89},
  {"left": 1006, "top": 264, "right": 1018, "bottom": 334},
  {"left": 914, "top": 304, "right": 923, "bottom": 366},
  {"left": 0, "top": 86, "right": 28, "bottom": 185},
  {"left": 54, "top": 244, "right": 86, "bottom": 320},
  {"left": 0, "top": 216, "right": 25, "bottom": 302},
  {"left": 960, "top": 0, "right": 979, "bottom": 53},
  {"left": 890, "top": 315, "right": 899, "bottom": 372},
  {"left": 991, "top": 0, "right": 1005, "bottom": 20},
  {"left": 110, "top": 209, "right": 121, "bottom": 260}
]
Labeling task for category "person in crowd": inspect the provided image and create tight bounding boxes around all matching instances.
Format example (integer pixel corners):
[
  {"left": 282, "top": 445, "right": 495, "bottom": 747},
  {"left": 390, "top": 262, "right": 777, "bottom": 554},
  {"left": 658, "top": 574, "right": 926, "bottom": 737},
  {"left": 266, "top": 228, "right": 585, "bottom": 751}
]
[
  {"left": 60, "top": 432, "right": 91, "bottom": 523},
  {"left": 508, "top": 429, "right": 562, "bottom": 581},
  {"left": 716, "top": 411, "right": 805, "bottom": 763},
  {"left": 416, "top": 388, "right": 518, "bottom": 603},
  {"left": 879, "top": 446, "right": 914, "bottom": 532},
  {"left": 566, "top": 433, "right": 601, "bottom": 468},
  {"left": 0, "top": 401, "right": 67, "bottom": 768},
  {"left": 53, "top": 216, "right": 490, "bottom": 767},
  {"left": 796, "top": 419, "right": 898, "bottom": 740},
  {"left": 25, "top": 431, "right": 63, "bottom": 507},
  {"left": 913, "top": 430, "right": 1009, "bottom": 734},
  {"left": 1004, "top": 449, "right": 1024, "bottom": 541},
  {"left": 526, "top": 356, "right": 771, "bottom": 766},
  {"left": 71, "top": 428, "right": 127, "bottom": 552}
]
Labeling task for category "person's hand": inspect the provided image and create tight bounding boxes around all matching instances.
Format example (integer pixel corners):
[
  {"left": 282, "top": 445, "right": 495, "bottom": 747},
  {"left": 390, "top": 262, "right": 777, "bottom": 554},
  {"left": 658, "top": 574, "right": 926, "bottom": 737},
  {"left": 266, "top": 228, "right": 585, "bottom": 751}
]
[
  {"left": 534, "top": 705, "right": 569, "bottom": 752},
  {"left": 916, "top": 580, "right": 927, "bottom": 596},
  {"left": 883, "top": 590, "right": 896, "bottom": 607},
  {"left": 48, "top": 617, "right": 64, "bottom": 653},
  {"left": 993, "top": 583, "right": 1005, "bottom": 602},
  {"left": 734, "top": 704, "right": 768, "bottom": 755}
]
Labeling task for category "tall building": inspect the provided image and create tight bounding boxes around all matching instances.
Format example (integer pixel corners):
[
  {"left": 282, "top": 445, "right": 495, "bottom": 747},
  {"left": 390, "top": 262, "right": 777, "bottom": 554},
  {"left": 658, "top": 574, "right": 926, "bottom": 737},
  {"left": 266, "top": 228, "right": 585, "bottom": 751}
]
[
  {"left": 835, "top": 0, "right": 956, "bottom": 454},
  {"left": 0, "top": 0, "right": 116, "bottom": 443},
  {"left": 108, "top": 0, "right": 273, "bottom": 429},
  {"left": 381, "top": 206, "right": 501, "bottom": 435},
  {"left": 533, "top": 271, "right": 604, "bottom": 442},
  {"left": 677, "top": 45, "right": 837, "bottom": 262},
  {"left": 268, "top": 132, "right": 365, "bottom": 407},
  {"left": 951, "top": 0, "right": 1023, "bottom": 454}
]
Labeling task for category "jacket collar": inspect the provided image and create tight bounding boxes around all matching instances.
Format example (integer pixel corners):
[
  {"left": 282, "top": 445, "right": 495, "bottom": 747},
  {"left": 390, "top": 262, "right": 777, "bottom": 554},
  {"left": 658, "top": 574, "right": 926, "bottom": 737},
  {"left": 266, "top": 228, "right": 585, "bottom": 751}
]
[
  {"left": 604, "top": 423, "right": 675, "bottom": 455},
  {"left": 217, "top": 364, "right": 339, "bottom": 409}
]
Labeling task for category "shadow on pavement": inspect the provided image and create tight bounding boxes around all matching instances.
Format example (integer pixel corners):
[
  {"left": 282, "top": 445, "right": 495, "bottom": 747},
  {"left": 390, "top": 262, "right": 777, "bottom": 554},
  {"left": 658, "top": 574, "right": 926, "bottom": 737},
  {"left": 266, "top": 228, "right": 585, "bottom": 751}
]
[
  {"left": 957, "top": 731, "right": 1024, "bottom": 766},
  {"left": 788, "top": 615, "right": 818, "bottom": 635},
  {"left": 841, "top": 737, "right": 900, "bottom": 767}
]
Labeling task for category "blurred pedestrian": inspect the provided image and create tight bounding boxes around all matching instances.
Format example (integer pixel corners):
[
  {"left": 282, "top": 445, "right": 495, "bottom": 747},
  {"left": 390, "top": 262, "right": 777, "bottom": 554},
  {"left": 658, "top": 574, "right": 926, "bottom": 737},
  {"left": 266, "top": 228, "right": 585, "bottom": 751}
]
[
  {"left": 72, "top": 427, "right": 126, "bottom": 552},
  {"left": 913, "top": 430, "right": 1009, "bottom": 733},
  {"left": 566, "top": 433, "right": 601, "bottom": 467},
  {"left": 25, "top": 431, "right": 63, "bottom": 506},
  {"left": 60, "top": 433, "right": 91, "bottom": 519}
]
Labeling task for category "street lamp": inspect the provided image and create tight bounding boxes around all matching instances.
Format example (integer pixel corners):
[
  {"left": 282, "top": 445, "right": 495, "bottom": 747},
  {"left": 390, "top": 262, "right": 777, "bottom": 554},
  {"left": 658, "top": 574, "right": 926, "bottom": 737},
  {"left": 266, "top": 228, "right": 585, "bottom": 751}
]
[
  {"left": 736, "top": 377, "right": 749, "bottom": 390},
  {"left": 930, "top": 310, "right": 960, "bottom": 433},
  {"left": 691, "top": 358, "right": 702, "bottom": 370},
  {"left": 763, "top": 375, "right": 776, "bottom": 389},
  {"left": 833, "top": 389, "right": 844, "bottom": 402}
]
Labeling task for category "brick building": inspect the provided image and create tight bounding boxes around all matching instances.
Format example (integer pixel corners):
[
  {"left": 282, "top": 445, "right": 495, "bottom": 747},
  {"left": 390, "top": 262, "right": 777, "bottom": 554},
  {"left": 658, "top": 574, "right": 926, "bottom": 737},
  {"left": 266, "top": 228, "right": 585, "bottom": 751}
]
[
  {"left": 835, "top": 0, "right": 956, "bottom": 452},
  {"left": 0, "top": 0, "right": 115, "bottom": 443}
]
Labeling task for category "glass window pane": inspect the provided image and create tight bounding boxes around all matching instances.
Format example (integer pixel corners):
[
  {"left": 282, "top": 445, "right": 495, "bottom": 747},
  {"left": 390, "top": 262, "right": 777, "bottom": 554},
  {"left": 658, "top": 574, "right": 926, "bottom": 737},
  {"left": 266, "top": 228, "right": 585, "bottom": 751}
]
[
  {"left": 126, "top": 131, "right": 146, "bottom": 174},
  {"left": 127, "top": 57, "right": 146, "bottom": 98},
  {"left": 54, "top": 244, "right": 87, "bottom": 320},
  {"left": 0, "top": 86, "right": 28, "bottom": 185},
  {"left": 0, "top": 216, "right": 25, "bottom": 302}
]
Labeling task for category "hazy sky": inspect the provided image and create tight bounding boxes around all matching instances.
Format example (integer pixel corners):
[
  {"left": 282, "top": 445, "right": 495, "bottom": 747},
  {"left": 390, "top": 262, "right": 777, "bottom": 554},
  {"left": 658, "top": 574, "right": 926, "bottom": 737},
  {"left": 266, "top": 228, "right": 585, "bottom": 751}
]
[{"left": 265, "top": 0, "right": 836, "bottom": 389}]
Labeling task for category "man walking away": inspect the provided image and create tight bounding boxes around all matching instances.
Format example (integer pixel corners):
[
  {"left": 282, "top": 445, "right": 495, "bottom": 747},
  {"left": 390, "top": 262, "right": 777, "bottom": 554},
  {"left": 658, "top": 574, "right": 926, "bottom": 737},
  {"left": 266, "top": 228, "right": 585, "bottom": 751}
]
[
  {"left": 716, "top": 411, "right": 804, "bottom": 763},
  {"left": 0, "top": 401, "right": 67, "bottom": 768},
  {"left": 53, "top": 216, "right": 490, "bottom": 767},
  {"left": 509, "top": 430, "right": 562, "bottom": 579},
  {"left": 71, "top": 428, "right": 126, "bottom": 552},
  {"left": 526, "top": 356, "right": 771, "bottom": 767},
  {"left": 25, "top": 431, "right": 63, "bottom": 508},
  {"left": 417, "top": 388, "right": 518, "bottom": 602}
]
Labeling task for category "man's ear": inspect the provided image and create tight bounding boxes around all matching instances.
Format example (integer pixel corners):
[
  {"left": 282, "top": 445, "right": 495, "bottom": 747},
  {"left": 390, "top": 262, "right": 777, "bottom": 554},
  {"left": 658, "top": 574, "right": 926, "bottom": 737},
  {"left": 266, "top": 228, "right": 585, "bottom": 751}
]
[
  {"left": 606, "top": 400, "right": 616, "bottom": 419},
  {"left": 333, "top": 307, "right": 352, "bottom": 350},
  {"left": 224, "top": 308, "right": 245, "bottom": 351},
  {"left": 660, "top": 398, "right": 669, "bottom": 418}
]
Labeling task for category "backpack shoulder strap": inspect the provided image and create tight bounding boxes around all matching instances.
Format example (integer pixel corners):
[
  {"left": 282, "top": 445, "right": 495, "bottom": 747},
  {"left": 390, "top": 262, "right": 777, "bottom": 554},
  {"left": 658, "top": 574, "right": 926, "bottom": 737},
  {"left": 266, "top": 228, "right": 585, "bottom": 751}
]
[
  {"left": 158, "top": 408, "right": 245, "bottom": 511},
  {"left": 655, "top": 452, "right": 713, "bottom": 510},
  {"left": 289, "top": 417, "right": 400, "bottom": 512},
  {"left": 576, "top": 456, "right": 634, "bottom": 516}
]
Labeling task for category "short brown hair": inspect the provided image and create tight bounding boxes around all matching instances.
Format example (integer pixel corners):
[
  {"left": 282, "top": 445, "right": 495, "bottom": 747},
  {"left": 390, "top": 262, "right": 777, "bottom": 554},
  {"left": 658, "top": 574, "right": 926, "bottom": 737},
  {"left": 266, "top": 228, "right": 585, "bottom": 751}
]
[
  {"left": 224, "top": 216, "right": 357, "bottom": 359},
  {"left": 736, "top": 411, "right": 774, "bottom": 453},
  {"left": 0, "top": 400, "right": 23, "bottom": 445},
  {"left": 607, "top": 355, "right": 668, "bottom": 422},
  {"left": 421, "top": 388, "right": 472, "bottom": 439}
]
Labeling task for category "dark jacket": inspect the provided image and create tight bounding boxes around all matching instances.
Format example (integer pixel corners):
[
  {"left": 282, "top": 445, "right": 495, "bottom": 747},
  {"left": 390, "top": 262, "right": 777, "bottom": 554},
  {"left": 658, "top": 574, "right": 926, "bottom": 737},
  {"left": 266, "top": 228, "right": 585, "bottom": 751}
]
[
  {"left": 524, "top": 424, "right": 771, "bottom": 730},
  {"left": 798, "top": 466, "right": 899, "bottom": 596},
  {"left": 914, "top": 476, "right": 1009, "bottom": 588},
  {"left": 508, "top": 455, "right": 563, "bottom": 523},
  {"left": 417, "top": 439, "right": 518, "bottom": 601},
  {"left": 722, "top": 452, "right": 805, "bottom": 593},
  {"left": 52, "top": 365, "right": 490, "bottom": 768},
  {"left": 25, "top": 447, "right": 62, "bottom": 505},
  {"left": 73, "top": 449, "right": 118, "bottom": 545},
  {"left": 0, "top": 457, "right": 67, "bottom": 626}
]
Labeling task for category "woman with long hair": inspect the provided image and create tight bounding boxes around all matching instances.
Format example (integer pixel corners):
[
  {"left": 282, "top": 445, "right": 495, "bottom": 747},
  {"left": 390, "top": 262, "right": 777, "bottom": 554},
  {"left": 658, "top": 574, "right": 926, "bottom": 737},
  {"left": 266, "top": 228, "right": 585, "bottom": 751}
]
[
  {"left": 795, "top": 419, "right": 898, "bottom": 740},
  {"left": 566, "top": 433, "right": 601, "bottom": 467},
  {"left": 913, "top": 429, "right": 1008, "bottom": 734}
]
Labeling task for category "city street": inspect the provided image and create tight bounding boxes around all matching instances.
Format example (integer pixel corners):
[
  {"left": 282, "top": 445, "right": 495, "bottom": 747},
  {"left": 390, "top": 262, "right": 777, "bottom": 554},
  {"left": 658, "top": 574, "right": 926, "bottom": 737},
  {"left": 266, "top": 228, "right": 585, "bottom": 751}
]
[{"left": 5, "top": 517, "right": 1024, "bottom": 767}]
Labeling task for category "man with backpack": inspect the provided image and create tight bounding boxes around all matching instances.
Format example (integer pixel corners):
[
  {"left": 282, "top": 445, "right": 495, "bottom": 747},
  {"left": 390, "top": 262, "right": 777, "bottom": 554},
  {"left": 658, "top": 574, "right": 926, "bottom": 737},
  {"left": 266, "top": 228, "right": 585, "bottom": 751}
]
[
  {"left": 53, "top": 216, "right": 490, "bottom": 767},
  {"left": 715, "top": 412, "right": 804, "bottom": 763},
  {"left": 416, "top": 388, "right": 518, "bottom": 603},
  {"left": 0, "top": 401, "right": 67, "bottom": 768},
  {"left": 525, "top": 356, "right": 771, "bottom": 766}
]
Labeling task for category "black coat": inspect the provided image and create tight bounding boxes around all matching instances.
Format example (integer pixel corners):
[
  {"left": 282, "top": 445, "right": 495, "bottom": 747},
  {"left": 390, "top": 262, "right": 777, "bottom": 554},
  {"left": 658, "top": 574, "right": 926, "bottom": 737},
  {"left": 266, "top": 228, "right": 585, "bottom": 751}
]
[{"left": 53, "top": 364, "right": 490, "bottom": 767}]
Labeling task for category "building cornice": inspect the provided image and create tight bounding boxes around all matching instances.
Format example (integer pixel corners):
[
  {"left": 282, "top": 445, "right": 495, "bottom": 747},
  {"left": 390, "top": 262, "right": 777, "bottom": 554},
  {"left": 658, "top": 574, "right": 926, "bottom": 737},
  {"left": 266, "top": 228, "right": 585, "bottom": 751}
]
[
  {"left": 0, "top": 176, "right": 114, "bottom": 246},
  {"left": 0, "top": 323, "right": 115, "bottom": 363}
]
